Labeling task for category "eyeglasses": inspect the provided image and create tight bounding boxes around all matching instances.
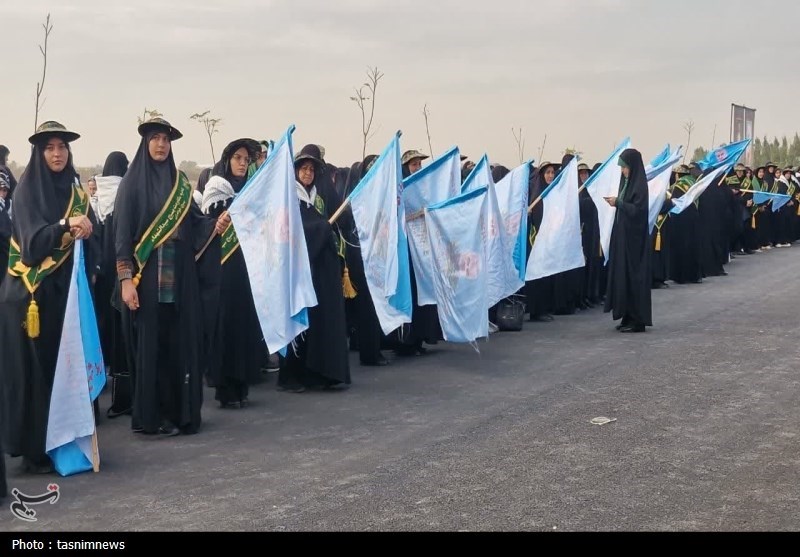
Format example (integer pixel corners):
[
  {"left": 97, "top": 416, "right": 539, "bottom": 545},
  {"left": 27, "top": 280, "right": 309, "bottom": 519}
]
[{"left": 231, "top": 154, "right": 251, "bottom": 165}]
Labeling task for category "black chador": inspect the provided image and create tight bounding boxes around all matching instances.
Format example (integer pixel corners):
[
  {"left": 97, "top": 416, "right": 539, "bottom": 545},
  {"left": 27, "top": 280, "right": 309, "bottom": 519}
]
[
  {"left": 604, "top": 148, "right": 652, "bottom": 332},
  {"left": 114, "top": 118, "right": 218, "bottom": 436}
]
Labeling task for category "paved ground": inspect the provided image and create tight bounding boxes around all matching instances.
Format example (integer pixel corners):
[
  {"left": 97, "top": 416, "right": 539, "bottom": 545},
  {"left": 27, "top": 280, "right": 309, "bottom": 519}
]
[{"left": 2, "top": 247, "right": 799, "bottom": 532}]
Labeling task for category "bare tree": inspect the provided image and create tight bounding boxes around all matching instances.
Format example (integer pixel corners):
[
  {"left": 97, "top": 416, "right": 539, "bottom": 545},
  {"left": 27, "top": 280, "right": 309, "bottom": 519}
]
[
  {"left": 423, "top": 104, "right": 434, "bottom": 158},
  {"left": 537, "top": 134, "right": 548, "bottom": 164},
  {"left": 191, "top": 110, "right": 222, "bottom": 164},
  {"left": 512, "top": 127, "right": 526, "bottom": 165},
  {"left": 683, "top": 120, "right": 695, "bottom": 163},
  {"left": 137, "top": 107, "right": 164, "bottom": 125},
  {"left": 34, "top": 14, "right": 54, "bottom": 131},
  {"left": 350, "top": 66, "right": 384, "bottom": 161}
]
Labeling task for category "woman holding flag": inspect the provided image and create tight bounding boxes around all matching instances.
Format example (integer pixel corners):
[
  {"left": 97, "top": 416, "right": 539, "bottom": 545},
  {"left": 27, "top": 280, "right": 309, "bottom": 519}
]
[
  {"left": 201, "top": 138, "right": 263, "bottom": 409},
  {"left": 0, "top": 121, "right": 94, "bottom": 473},
  {"left": 276, "top": 144, "right": 350, "bottom": 393}
]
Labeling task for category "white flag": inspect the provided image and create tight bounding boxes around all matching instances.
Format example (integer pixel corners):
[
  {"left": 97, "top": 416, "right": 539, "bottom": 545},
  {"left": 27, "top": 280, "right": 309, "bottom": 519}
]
[{"left": 526, "top": 158, "right": 584, "bottom": 281}]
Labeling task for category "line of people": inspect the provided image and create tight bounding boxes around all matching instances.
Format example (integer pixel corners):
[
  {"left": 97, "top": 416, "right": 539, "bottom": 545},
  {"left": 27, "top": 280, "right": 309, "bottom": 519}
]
[{"left": 1, "top": 115, "right": 779, "bottom": 483}]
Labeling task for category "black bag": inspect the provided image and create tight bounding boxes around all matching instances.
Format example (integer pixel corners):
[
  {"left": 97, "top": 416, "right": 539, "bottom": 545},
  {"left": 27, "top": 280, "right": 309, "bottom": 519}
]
[
  {"left": 496, "top": 297, "right": 525, "bottom": 332},
  {"left": 107, "top": 373, "right": 132, "bottom": 418}
]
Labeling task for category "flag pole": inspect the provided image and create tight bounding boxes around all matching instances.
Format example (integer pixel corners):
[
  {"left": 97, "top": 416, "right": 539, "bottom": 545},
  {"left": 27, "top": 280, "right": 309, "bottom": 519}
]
[{"left": 328, "top": 200, "right": 351, "bottom": 225}]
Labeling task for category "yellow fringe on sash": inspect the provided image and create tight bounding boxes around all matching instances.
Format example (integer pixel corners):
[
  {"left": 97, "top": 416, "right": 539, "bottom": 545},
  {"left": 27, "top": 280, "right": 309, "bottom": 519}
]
[
  {"left": 751, "top": 215, "right": 756, "bottom": 229},
  {"left": 132, "top": 272, "right": 142, "bottom": 287},
  {"left": 342, "top": 266, "right": 357, "bottom": 299},
  {"left": 26, "top": 298, "right": 40, "bottom": 339},
  {"left": 796, "top": 203, "right": 800, "bottom": 217},
  {"left": 655, "top": 230, "right": 662, "bottom": 252}
]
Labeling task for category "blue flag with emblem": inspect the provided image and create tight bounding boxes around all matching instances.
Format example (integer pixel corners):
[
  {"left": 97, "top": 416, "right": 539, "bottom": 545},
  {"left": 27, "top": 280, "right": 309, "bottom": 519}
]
[
  {"left": 462, "top": 155, "right": 523, "bottom": 305},
  {"left": 425, "top": 187, "right": 489, "bottom": 344},
  {"left": 696, "top": 139, "right": 751, "bottom": 172},
  {"left": 46, "top": 240, "right": 106, "bottom": 476},
  {"left": 402, "top": 146, "right": 462, "bottom": 306},
  {"left": 228, "top": 125, "right": 318, "bottom": 355},
  {"left": 346, "top": 132, "right": 413, "bottom": 335}
]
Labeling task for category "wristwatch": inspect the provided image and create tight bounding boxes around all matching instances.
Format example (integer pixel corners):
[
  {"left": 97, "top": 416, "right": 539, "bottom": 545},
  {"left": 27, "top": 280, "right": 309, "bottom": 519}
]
[{"left": 59, "top": 218, "right": 69, "bottom": 231}]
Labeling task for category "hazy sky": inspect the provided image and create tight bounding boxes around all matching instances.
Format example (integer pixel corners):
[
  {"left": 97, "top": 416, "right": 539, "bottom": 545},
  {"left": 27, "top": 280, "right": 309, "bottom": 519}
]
[{"left": 2, "top": 0, "right": 799, "bottom": 170}]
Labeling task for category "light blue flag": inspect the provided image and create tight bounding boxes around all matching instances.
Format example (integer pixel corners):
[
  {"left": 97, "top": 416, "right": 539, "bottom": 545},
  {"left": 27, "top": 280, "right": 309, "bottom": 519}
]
[
  {"left": 696, "top": 139, "right": 750, "bottom": 172},
  {"left": 494, "top": 161, "right": 532, "bottom": 282},
  {"left": 670, "top": 166, "right": 728, "bottom": 214},
  {"left": 526, "top": 158, "right": 584, "bottom": 281},
  {"left": 402, "top": 146, "right": 462, "bottom": 306},
  {"left": 752, "top": 191, "right": 792, "bottom": 212},
  {"left": 462, "top": 155, "right": 523, "bottom": 305},
  {"left": 46, "top": 240, "right": 106, "bottom": 477},
  {"left": 228, "top": 125, "right": 318, "bottom": 355},
  {"left": 425, "top": 187, "right": 489, "bottom": 344},
  {"left": 647, "top": 144, "right": 671, "bottom": 170},
  {"left": 646, "top": 147, "right": 683, "bottom": 233},
  {"left": 347, "top": 132, "right": 413, "bottom": 335},
  {"left": 585, "top": 138, "right": 631, "bottom": 263}
]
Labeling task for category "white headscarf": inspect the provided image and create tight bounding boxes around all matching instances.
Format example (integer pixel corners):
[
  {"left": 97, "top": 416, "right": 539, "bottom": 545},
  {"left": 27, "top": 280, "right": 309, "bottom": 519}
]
[{"left": 201, "top": 175, "right": 235, "bottom": 214}]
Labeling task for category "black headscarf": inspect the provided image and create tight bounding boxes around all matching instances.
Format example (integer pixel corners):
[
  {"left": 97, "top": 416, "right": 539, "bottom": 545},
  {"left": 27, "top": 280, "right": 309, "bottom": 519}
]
[
  {"left": 102, "top": 151, "right": 129, "bottom": 177},
  {"left": 214, "top": 140, "right": 258, "bottom": 193},
  {"left": 114, "top": 130, "right": 179, "bottom": 262},
  {"left": 196, "top": 167, "right": 211, "bottom": 194},
  {"left": 529, "top": 162, "right": 558, "bottom": 199},
  {"left": 12, "top": 138, "right": 78, "bottom": 266},
  {"left": 491, "top": 165, "right": 510, "bottom": 183},
  {"left": 618, "top": 148, "right": 648, "bottom": 205}
]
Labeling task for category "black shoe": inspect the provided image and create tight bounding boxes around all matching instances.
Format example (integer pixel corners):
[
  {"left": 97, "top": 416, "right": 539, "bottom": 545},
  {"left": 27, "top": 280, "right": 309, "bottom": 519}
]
[
  {"left": 277, "top": 384, "right": 306, "bottom": 394},
  {"left": 720, "top": 271, "right": 729, "bottom": 276},
  {"left": 416, "top": 346, "right": 430, "bottom": 356},
  {"left": 240, "top": 398, "right": 249, "bottom": 408},
  {"left": 219, "top": 401, "right": 241, "bottom": 409},
  {"left": 530, "top": 314, "right": 555, "bottom": 322},
  {"left": 620, "top": 325, "right": 646, "bottom": 333},
  {"left": 107, "top": 406, "right": 132, "bottom": 419},
  {"left": 158, "top": 422, "right": 181, "bottom": 437},
  {"left": 22, "top": 457, "right": 54, "bottom": 475}
]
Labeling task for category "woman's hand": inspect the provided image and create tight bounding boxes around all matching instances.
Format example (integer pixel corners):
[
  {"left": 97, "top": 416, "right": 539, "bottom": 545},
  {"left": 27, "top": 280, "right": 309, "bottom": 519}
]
[
  {"left": 121, "top": 279, "right": 139, "bottom": 311},
  {"left": 215, "top": 211, "right": 231, "bottom": 235},
  {"left": 68, "top": 215, "right": 93, "bottom": 239},
  {"left": 604, "top": 196, "right": 617, "bottom": 207}
]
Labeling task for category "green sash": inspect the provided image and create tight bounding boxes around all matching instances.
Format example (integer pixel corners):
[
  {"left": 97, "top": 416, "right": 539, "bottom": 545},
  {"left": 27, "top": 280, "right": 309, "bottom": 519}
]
[
  {"left": 220, "top": 223, "right": 240, "bottom": 264},
  {"left": 132, "top": 171, "right": 193, "bottom": 284},
  {"left": 8, "top": 185, "right": 89, "bottom": 294}
]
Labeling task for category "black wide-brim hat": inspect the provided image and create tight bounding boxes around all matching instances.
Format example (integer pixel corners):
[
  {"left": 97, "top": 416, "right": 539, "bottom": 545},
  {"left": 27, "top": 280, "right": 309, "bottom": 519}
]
[
  {"left": 137, "top": 117, "right": 183, "bottom": 141},
  {"left": 28, "top": 120, "right": 80, "bottom": 145},
  {"left": 294, "top": 144, "right": 324, "bottom": 169},
  {"left": 222, "top": 138, "right": 260, "bottom": 162}
]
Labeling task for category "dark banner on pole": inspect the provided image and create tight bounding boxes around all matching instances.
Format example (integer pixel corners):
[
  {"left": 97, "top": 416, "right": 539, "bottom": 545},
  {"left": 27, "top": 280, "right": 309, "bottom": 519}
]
[{"left": 731, "top": 104, "right": 756, "bottom": 166}]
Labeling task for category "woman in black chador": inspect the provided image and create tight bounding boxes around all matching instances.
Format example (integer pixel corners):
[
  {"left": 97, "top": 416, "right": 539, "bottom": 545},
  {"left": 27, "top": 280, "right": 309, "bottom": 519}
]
[
  {"left": 277, "top": 144, "right": 350, "bottom": 392},
  {"left": 525, "top": 161, "right": 557, "bottom": 322},
  {"left": 341, "top": 154, "right": 390, "bottom": 367},
  {"left": 603, "top": 148, "right": 651, "bottom": 333},
  {"left": 201, "top": 138, "right": 263, "bottom": 408},
  {"left": 0, "top": 121, "right": 95, "bottom": 473},
  {"left": 114, "top": 117, "right": 222, "bottom": 436}
]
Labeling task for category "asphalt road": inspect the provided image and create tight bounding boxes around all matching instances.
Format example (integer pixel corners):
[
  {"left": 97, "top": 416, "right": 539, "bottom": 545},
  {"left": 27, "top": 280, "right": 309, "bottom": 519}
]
[{"left": 3, "top": 247, "right": 799, "bottom": 532}]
